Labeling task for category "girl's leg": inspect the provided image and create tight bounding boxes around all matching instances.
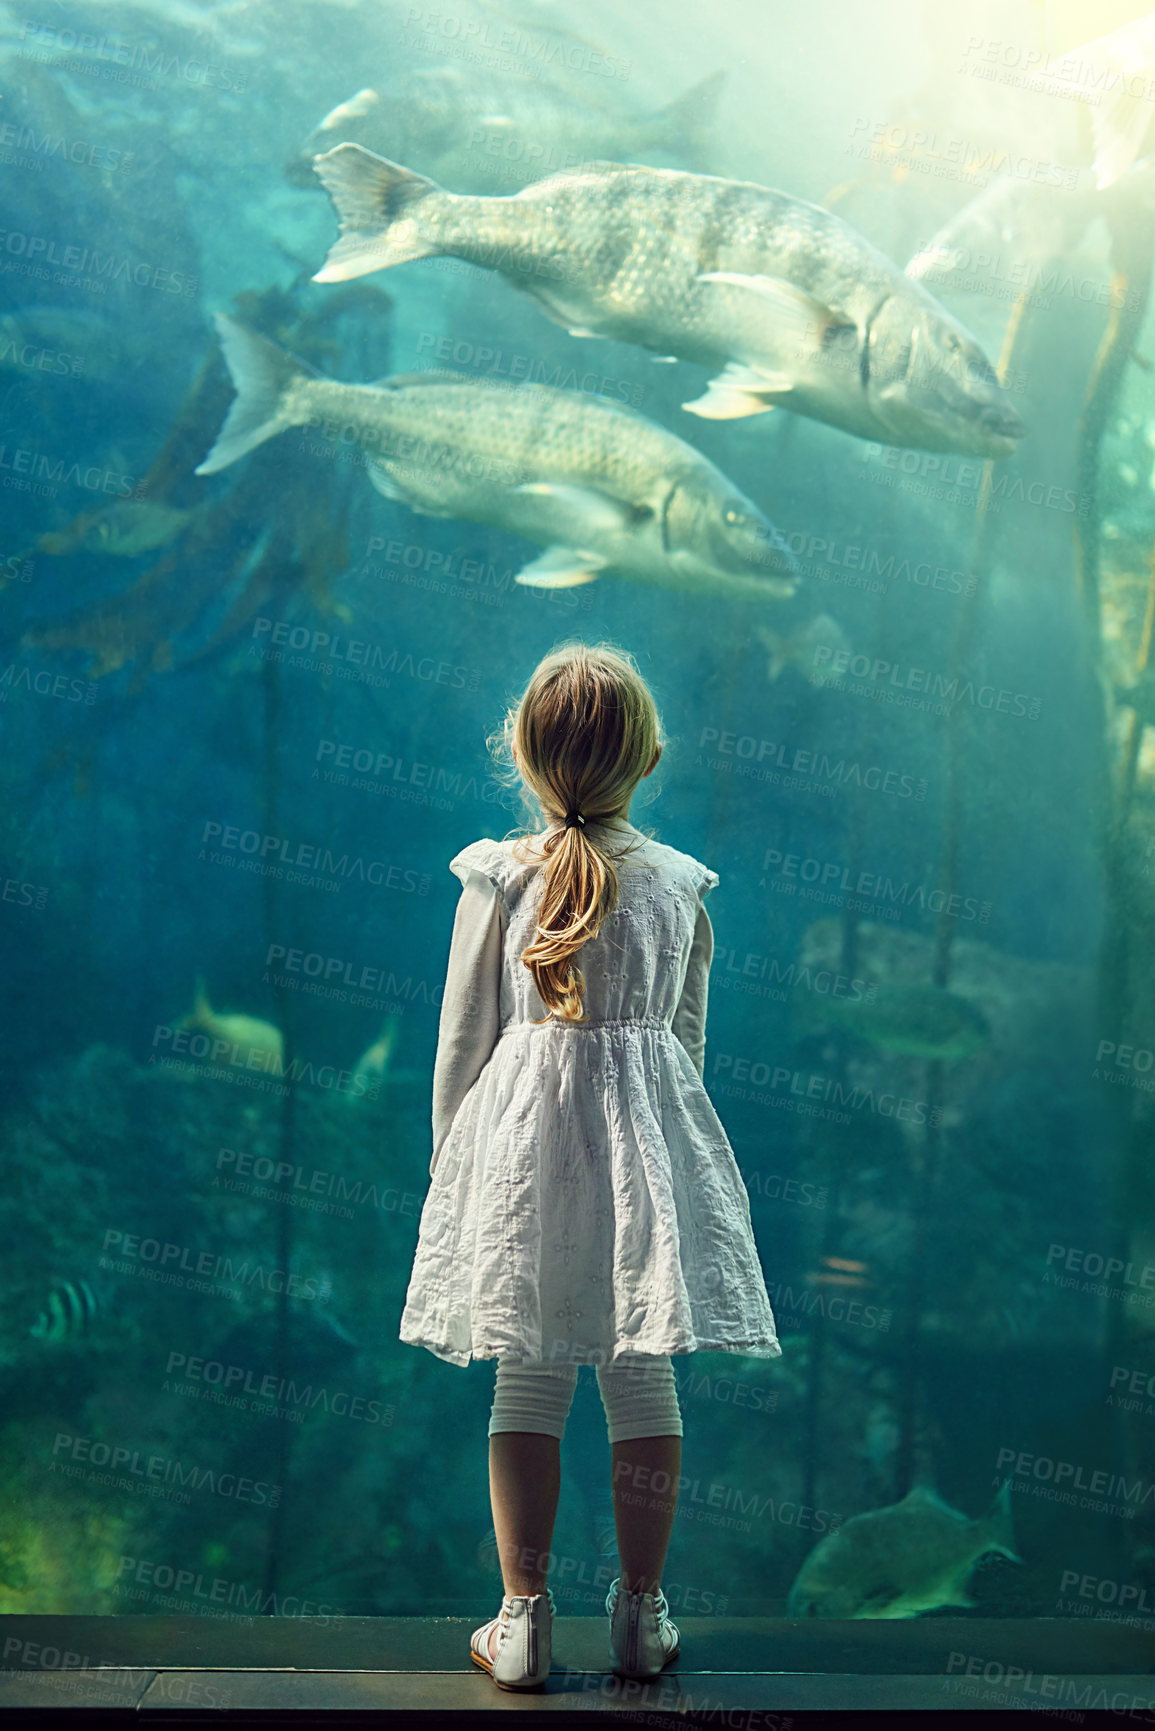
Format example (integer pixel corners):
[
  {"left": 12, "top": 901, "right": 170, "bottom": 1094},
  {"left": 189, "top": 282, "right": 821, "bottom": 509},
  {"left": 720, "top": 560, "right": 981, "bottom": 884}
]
[
  {"left": 488, "top": 1362, "right": 578, "bottom": 1600},
  {"left": 610, "top": 1434, "right": 682, "bottom": 1597},
  {"left": 488, "top": 1433, "right": 560, "bottom": 1597},
  {"left": 597, "top": 1356, "right": 684, "bottom": 1597}
]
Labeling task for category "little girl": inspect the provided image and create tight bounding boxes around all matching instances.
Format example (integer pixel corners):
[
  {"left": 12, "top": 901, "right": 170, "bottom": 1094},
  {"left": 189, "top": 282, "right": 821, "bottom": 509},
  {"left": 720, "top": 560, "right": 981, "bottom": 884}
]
[{"left": 399, "top": 642, "right": 781, "bottom": 1691}]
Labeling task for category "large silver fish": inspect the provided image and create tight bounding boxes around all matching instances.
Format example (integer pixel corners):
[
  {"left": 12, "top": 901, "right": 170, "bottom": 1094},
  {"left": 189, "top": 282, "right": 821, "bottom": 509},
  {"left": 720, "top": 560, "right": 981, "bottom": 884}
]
[
  {"left": 288, "top": 65, "right": 725, "bottom": 195},
  {"left": 312, "top": 150, "right": 1026, "bottom": 457},
  {"left": 788, "top": 1481, "right": 1020, "bottom": 1619},
  {"left": 195, "top": 314, "right": 797, "bottom": 601}
]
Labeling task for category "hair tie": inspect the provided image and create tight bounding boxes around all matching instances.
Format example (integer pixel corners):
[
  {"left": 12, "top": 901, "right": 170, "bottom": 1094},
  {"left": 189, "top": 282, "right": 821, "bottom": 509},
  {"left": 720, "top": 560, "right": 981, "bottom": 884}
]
[{"left": 564, "top": 809, "right": 585, "bottom": 830}]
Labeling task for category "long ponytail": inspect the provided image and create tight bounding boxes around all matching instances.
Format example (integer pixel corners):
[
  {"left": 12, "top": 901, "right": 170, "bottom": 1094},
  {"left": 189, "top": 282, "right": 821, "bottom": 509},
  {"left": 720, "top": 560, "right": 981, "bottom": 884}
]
[
  {"left": 495, "top": 643, "right": 663, "bottom": 1023},
  {"left": 519, "top": 819, "right": 618, "bottom": 1021}
]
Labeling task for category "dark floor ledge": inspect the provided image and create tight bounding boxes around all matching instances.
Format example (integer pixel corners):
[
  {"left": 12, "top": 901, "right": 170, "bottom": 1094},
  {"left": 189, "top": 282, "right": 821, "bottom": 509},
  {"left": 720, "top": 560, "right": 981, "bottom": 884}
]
[{"left": 1, "top": 1615, "right": 1152, "bottom": 1725}]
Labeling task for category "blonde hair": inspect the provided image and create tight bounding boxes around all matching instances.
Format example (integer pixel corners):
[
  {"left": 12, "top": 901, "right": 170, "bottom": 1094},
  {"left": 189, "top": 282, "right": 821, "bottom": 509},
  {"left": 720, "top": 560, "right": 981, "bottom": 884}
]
[{"left": 492, "top": 642, "right": 664, "bottom": 1023}]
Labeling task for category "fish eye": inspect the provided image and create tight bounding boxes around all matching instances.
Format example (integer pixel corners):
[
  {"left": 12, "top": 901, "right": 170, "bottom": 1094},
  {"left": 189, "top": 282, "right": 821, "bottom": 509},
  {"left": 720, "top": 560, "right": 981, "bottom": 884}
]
[{"left": 724, "top": 506, "right": 745, "bottom": 527}]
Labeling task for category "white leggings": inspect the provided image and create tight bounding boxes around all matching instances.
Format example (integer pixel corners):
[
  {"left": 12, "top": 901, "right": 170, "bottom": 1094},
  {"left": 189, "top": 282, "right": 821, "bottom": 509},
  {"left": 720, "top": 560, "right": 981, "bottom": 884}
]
[{"left": 488, "top": 1354, "right": 684, "bottom": 1444}]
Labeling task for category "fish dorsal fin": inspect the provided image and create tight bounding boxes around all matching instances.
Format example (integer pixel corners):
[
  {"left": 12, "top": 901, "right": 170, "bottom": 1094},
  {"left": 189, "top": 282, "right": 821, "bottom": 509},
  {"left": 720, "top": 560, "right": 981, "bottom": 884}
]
[
  {"left": 556, "top": 159, "right": 648, "bottom": 176},
  {"left": 519, "top": 160, "right": 661, "bottom": 194},
  {"left": 382, "top": 370, "right": 555, "bottom": 396},
  {"left": 899, "top": 1483, "right": 959, "bottom": 1516},
  {"left": 980, "top": 1478, "right": 1022, "bottom": 1563},
  {"left": 375, "top": 368, "right": 478, "bottom": 389}
]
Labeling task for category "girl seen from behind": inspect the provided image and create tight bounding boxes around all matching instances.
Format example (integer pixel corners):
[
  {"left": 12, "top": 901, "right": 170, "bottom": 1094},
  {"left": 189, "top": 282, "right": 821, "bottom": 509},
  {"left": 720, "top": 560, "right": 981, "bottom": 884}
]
[{"left": 399, "top": 641, "right": 781, "bottom": 1689}]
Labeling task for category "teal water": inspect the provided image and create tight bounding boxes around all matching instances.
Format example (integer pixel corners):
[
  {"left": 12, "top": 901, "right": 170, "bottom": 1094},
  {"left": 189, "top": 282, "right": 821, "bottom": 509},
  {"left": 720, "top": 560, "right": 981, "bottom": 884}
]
[{"left": 0, "top": 0, "right": 1153, "bottom": 1637}]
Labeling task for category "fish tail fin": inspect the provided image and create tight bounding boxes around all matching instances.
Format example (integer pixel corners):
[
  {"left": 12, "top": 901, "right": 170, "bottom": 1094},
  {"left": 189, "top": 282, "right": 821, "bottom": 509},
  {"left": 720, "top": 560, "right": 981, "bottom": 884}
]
[
  {"left": 312, "top": 144, "right": 443, "bottom": 282},
  {"left": 645, "top": 69, "right": 726, "bottom": 167},
  {"left": 196, "top": 314, "right": 315, "bottom": 474},
  {"left": 982, "top": 1479, "right": 1022, "bottom": 1564}
]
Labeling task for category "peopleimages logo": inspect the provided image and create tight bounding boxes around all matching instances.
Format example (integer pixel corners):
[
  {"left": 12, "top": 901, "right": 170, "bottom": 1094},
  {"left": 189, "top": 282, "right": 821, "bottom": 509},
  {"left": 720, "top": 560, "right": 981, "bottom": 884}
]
[
  {"left": 0, "top": 229, "right": 196, "bottom": 296},
  {"left": 994, "top": 1446, "right": 1154, "bottom": 1517},
  {"left": 19, "top": 22, "right": 251, "bottom": 92},
  {"left": 759, "top": 848, "right": 991, "bottom": 923},
  {"left": 697, "top": 726, "right": 927, "bottom": 800},
  {"left": 403, "top": 5, "right": 631, "bottom": 77},
  {"left": 0, "top": 121, "right": 135, "bottom": 173},
  {"left": 861, "top": 441, "right": 1094, "bottom": 514},
  {"left": 778, "top": 529, "right": 979, "bottom": 596},
  {"left": 811, "top": 646, "right": 1042, "bottom": 720},
  {"left": 51, "top": 1432, "right": 279, "bottom": 1506},
  {"left": 712, "top": 947, "right": 875, "bottom": 1007},
  {"left": 114, "top": 1555, "right": 338, "bottom": 1624}
]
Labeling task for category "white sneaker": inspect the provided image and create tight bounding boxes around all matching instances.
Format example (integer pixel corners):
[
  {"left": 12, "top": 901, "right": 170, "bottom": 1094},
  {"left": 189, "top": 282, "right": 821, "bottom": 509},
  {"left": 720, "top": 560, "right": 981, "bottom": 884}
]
[
  {"left": 606, "top": 1575, "right": 680, "bottom": 1679},
  {"left": 470, "top": 1586, "right": 555, "bottom": 1690}
]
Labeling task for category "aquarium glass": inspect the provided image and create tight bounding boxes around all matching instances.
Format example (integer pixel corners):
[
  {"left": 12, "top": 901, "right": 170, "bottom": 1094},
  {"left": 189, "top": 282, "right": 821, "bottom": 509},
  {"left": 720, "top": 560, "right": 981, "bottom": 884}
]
[{"left": 2, "top": 0, "right": 1154, "bottom": 1645}]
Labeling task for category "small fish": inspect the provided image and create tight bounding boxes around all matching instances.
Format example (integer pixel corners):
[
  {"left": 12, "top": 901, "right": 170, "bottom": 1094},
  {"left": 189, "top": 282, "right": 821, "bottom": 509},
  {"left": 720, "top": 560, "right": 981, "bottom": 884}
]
[
  {"left": 808, "top": 1254, "right": 870, "bottom": 1288},
  {"left": 37, "top": 501, "right": 191, "bottom": 560},
  {"left": 30, "top": 1280, "right": 100, "bottom": 1342},
  {"left": 178, "top": 974, "right": 284, "bottom": 1066},
  {"left": 311, "top": 149, "right": 1025, "bottom": 456},
  {"left": 195, "top": 314, "right": 797, "bottom": 602},
  {"left": 795, "top": 982, "right": 991, "bottom": 1062},
  {"left": 758, "top": 615, "right": 850, "bottom": 686},
  {"left": 291, "top": 66, "right": 725, "bottom": 195},
  {"left": 787, "top": 1480, "right": 1020, "bottom": 1619}
]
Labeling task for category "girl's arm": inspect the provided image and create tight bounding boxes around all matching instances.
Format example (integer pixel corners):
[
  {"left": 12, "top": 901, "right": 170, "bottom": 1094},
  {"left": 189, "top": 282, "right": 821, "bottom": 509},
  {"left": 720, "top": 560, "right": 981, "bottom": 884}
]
[
  {"left": 430, "top": 869, "right": 505, "bottom": 1174},
  {"left": 672, "top": 899, "right": 715, "bottom": 1080}
]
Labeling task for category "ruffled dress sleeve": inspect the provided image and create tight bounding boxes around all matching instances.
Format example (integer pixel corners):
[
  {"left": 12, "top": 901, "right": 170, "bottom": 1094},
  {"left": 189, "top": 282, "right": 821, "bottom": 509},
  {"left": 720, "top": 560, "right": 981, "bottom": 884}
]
[
  {"left": 671, "top": 864, "right": 719, "bottom": 1081},
  {"left": 429, "top": 841, "right": 507, "bottom": 1176}
]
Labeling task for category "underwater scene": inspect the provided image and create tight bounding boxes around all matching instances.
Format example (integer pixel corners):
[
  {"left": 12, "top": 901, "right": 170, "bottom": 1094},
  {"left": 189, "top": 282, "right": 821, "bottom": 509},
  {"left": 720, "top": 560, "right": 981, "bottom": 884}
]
[{"left": 2, "top": 0, "right": 1155, "bottom": 1642}]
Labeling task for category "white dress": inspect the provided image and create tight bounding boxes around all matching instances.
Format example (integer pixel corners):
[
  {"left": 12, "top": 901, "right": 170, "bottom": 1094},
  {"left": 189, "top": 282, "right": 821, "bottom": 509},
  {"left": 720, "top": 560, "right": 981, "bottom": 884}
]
[{"left": 399, "top": 815, "right": 782, "bottom": 1368}]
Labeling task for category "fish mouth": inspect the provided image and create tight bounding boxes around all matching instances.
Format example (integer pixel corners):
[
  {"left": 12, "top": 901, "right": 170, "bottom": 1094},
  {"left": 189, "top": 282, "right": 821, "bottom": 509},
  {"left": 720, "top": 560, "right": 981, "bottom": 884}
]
[
  {"left": 729, "top": 527, "right": 800, "bottom": 586},
  {"left": 977, "top": 399, "right": 1027, "bottom": 453},
  {"left": 728, "top": 556, "right": 800, "bottom": 597},
  {"left": 900, "top": 397, "right": 1026, "bottom": 457}
]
